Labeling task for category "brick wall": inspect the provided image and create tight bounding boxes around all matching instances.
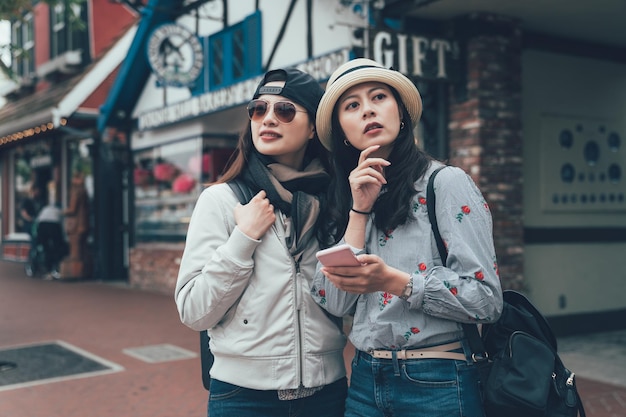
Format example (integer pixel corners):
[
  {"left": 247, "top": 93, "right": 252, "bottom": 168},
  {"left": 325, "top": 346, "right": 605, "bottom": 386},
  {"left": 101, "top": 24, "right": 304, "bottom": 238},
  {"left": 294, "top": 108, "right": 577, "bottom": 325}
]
[
  {"left": 129, "top": 243, "right": 185, "bottom": 295},
  {"left": 2, "top": 241, "right": 30, "bottom": 262},
  {"left": 449, "top": 14, "right": 525, "bottom": 290}
]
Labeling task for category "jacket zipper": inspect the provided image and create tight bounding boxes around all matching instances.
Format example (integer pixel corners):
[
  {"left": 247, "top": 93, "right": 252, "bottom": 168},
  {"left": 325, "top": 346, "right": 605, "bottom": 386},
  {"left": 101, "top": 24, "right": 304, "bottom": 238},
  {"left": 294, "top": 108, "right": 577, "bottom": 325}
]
[
  {"left": 274, "top": 214, "right": 304, "bottom": 386},
  {"left": 294, "top": 257, "right": 304, "bottom": 386}
]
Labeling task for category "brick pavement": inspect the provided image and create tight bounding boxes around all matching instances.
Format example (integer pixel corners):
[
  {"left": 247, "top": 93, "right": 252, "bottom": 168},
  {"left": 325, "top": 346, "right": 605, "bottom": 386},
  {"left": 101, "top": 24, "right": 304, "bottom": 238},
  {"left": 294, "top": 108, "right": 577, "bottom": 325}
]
[
  {"left": 0, "top": 259, "right": 624, "bottom": 417},
  {"left": 576, "top": 378, "right": 626, "bottom": 417},
  {"left": 0, "top": 260, "right": 208, "bottom": 417}
]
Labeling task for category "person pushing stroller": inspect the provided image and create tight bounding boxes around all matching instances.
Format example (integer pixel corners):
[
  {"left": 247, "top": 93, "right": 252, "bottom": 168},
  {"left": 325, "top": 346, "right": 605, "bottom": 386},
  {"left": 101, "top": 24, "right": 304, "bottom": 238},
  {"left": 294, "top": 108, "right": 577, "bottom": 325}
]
[{"left": 30, "top": 202, "right": 68, "bottom": 279}]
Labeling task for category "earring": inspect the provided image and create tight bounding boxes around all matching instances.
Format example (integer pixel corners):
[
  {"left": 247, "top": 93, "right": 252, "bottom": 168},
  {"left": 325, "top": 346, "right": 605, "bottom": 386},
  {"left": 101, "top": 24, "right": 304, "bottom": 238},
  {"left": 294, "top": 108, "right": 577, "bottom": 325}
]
[
  {"left": 343, "top": 139, "right": 351, "bottom": 147},
  {"left": 400, "top": 121, "right": 405, "bottom": 130}
]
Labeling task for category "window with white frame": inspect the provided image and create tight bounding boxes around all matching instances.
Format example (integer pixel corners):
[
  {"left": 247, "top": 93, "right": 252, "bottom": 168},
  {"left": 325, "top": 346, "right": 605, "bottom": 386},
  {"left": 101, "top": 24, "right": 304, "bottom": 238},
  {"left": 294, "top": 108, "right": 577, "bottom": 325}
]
[
  {"left": 50, "top": 1, "right": 84, "bottom": 58},
  {"left": 51, "top": 3, "right": 66, "bottom": 57},
  {"left": 12, "top": 13, "right": 34, "bottom": 78}
]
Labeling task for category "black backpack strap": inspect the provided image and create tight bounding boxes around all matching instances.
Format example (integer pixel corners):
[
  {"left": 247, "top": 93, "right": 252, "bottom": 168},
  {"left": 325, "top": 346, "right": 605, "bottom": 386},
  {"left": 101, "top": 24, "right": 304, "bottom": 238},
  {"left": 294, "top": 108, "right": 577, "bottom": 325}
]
[
  {"left": 426, "top": 166, "right": 448, "bottom": 264},
  {"left": 227, "top": 178, "right": 255, "bottom": 204},
  {"left": 199, "top": 330, "right": 213, "bottom": 390},
  {"left": 426, "top": 166, "right": 487, "bottom": 361}
]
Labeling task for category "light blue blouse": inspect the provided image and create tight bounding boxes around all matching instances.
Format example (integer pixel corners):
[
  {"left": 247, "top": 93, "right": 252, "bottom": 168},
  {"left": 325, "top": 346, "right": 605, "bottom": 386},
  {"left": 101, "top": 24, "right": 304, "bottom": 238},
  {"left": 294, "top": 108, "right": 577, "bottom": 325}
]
[{"left": 311, "top": 163, "right": 503, "bottom": 351}]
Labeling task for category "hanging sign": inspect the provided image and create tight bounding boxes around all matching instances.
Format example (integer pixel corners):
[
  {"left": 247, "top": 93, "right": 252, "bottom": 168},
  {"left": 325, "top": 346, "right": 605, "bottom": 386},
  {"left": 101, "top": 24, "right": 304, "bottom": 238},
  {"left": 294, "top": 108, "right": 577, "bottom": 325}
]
[{"left": 147, "top": 23, "right": 204, "bottom": 87}]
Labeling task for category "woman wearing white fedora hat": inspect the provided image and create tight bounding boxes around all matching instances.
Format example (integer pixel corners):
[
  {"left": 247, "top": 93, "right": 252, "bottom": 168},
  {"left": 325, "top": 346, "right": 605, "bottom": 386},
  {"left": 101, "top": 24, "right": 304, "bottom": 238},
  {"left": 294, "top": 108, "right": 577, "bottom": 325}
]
[{"left": 311, "top": 58, "right": 503, "bottom": 416}]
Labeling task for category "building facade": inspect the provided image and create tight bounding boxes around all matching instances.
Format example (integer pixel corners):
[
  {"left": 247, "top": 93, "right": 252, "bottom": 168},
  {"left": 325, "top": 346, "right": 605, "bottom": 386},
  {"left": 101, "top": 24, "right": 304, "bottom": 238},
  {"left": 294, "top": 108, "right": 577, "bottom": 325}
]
[
  {"left": 3, "top": 0, "right": 625, "bottom": 335},
  {"left": 0, "top": 0, "right": 137, "bottom": 278}
]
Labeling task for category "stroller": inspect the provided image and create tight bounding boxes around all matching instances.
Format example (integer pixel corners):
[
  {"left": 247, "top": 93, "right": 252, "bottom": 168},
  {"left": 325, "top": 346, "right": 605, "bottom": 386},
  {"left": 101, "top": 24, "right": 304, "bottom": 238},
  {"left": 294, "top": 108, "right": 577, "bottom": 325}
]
[{"left": 24, "top": 205, "right": 68, "bottom": 279}]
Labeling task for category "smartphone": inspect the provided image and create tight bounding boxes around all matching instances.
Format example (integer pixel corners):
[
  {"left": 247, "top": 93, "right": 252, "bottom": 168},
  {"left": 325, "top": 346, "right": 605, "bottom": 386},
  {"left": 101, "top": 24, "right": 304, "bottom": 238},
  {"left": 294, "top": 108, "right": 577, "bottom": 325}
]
[{"left": 316, "top": 244, "right": 362, "bottom": 267}]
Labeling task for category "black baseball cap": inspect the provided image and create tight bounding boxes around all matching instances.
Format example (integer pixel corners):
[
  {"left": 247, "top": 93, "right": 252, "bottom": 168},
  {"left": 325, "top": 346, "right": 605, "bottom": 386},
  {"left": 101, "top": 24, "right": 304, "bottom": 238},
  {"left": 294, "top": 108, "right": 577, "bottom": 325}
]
[{"left": 252, "top": 68, "right": 324, "bottom": 120}]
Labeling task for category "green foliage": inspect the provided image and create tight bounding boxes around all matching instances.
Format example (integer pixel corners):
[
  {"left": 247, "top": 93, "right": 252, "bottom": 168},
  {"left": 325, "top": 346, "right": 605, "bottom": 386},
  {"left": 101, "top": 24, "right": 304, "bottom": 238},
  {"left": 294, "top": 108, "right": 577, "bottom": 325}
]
[
  {"left": 72, "top": 156, "right": 92, "bottom": 177},
  {"left": 0, "top": 0, "right": 33, "bottom": 20},
  {"left": 15, "top": 158, "right": 31, "bottom": 184},
  {"left": 0, "top": 0, "right": 86, "bottom": 21}
]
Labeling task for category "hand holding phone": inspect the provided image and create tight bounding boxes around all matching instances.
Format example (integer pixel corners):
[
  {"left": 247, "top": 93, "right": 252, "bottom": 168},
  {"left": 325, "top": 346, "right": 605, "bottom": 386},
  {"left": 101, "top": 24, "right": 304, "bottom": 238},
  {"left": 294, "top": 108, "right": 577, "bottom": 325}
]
[{"left": 316, "top": 244, "right": 362, "bottom": 267}]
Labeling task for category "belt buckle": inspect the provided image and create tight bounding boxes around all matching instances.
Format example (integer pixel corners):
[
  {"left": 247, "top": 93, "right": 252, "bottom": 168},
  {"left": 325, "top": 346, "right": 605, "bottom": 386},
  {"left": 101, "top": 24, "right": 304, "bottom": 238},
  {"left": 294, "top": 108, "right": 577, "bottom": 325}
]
[{"left": 367, "top": 349, "right": 376, "bottom": 357}]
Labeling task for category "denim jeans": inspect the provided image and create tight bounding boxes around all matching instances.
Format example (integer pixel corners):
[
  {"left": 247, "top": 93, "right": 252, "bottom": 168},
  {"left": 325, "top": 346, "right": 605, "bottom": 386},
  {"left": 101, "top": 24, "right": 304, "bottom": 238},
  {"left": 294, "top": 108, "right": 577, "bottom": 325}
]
[
  {"left": 207, "top": 377, "right": 347, "bottom": 417},
  {"left": 345, "top": 349, "right": 485, "bottom": 417}
]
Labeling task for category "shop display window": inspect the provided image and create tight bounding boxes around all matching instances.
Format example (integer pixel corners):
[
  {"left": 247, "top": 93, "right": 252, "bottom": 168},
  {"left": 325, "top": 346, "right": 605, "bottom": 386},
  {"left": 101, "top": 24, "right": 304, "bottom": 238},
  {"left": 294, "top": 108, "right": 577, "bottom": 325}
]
[
  {"left": 12, "top": 142, "right": 53, "bottom": 234},
  {"left": 133, "top": 138, "right": 234, "bottom": 241},
  {"left": 66, "top": 138, "right": 94, "bottom": 199}
]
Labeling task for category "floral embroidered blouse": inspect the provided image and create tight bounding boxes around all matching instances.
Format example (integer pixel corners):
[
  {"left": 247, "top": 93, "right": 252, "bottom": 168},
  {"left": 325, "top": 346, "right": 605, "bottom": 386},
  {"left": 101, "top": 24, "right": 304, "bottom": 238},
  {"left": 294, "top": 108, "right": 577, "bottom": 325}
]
[{"left": 311, "top": 163, "right": 503, "bottom": 351}]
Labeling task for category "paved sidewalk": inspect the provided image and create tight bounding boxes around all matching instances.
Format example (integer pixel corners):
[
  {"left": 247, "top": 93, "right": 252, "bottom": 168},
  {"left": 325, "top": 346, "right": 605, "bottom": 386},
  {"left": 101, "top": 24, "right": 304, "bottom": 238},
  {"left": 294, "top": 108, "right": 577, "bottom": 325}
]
[
  {"left": 0, "top": 259, "right": 625, "bottom": 417},
  {"left": 0, "top": 260, "right": 208, "bottom": 417}
]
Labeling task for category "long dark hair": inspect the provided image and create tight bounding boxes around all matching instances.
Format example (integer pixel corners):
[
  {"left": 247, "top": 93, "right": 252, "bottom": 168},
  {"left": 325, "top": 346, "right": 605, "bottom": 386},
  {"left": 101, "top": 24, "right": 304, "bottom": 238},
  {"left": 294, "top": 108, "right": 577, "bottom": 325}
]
[{"left": 320, "top": 87, "right": 432, "bottom": 246}]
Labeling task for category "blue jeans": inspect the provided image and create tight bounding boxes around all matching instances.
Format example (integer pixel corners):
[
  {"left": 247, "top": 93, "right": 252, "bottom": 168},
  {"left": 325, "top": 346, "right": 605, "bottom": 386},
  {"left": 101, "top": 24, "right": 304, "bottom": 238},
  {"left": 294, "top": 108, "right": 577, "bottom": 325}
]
[
  {"left": 208, "top": 377, "right": 347, "bottom": 417},
  {"left": 345, "top": 349, "right": 485, "bottom": 417}
]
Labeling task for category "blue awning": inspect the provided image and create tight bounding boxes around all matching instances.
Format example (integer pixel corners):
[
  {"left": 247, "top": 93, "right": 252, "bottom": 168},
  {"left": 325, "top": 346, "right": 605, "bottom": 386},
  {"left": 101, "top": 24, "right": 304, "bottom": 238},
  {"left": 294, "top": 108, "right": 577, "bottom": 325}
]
[{"left": 97, "top": 0, "right": 179, "bottom": 132}]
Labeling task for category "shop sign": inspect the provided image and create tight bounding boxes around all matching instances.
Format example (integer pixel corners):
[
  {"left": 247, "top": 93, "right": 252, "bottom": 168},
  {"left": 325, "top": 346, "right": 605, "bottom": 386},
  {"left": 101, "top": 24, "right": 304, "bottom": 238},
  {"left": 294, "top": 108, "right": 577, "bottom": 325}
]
[
  {"left": 30, "top": 154, "right": 52, "bottom": 168},
  {"left": 138, "top": 49, "right": 350, "bottom": 131},
  {"left": 370, "top": 30, "right": 460, "bottom": 81},
  {"left": 295, "top": 49, "right": 350, "bottom": 82},
  {"left": 138, "top": 77, "right": 262, "bottom": 131}
]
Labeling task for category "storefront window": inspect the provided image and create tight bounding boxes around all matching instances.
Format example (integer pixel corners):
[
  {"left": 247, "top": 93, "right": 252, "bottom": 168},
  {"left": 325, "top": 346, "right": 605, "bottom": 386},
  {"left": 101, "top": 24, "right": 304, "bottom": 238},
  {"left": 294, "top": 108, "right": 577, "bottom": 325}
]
[
  {"left": 66, "top": 138, "right": 94, "bottom": 199},
  {"left": 133, "top": 138, "right": 234, "bottom": 241},
  {"left": 13, "top": 141, "right": 53, "bottom": 234}
]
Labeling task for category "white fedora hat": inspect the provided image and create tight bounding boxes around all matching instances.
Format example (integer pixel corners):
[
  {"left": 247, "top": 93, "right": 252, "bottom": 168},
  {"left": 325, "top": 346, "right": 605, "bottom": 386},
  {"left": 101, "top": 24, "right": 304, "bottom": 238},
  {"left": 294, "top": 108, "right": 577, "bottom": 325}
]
[{"left": 316, "top": 58, "right": 423, "bottom": 151}]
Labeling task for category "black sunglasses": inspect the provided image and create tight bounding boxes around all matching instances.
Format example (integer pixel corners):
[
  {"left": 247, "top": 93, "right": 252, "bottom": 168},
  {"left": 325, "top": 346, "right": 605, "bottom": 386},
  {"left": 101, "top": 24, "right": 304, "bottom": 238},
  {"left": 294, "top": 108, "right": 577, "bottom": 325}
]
[{"left": 246, "top": 99, "right": 307, "bottom": 124}]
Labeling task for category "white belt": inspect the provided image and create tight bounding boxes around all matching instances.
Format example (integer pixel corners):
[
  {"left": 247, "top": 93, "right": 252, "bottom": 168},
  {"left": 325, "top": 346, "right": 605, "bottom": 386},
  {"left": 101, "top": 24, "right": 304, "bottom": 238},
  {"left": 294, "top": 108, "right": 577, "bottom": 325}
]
[{"left": 368, "top": 341, "right": 465, "bottom": 361}]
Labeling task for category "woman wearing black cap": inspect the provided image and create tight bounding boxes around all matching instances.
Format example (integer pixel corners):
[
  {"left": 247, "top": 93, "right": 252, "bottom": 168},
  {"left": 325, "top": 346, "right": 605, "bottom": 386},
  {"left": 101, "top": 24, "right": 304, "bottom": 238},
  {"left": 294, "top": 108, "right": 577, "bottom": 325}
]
[
  {"left": 175, "top": 68, "right": 347, "bottom": 417},
  {"left": 312, "top": 58, "right": 503, "bottom": 416}
]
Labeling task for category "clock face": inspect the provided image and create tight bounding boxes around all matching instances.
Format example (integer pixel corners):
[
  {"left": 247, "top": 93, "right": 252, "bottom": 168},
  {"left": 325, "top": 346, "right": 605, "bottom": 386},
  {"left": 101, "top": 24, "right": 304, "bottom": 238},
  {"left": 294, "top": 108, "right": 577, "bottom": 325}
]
[{"left": 147, "top": 24, "right": 204, "bottom": 87}]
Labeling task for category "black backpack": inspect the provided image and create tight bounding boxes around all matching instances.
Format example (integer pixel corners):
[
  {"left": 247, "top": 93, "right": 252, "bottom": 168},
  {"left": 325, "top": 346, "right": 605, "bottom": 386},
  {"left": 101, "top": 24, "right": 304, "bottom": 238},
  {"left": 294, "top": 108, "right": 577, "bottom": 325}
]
[
  {"left": 199, "top": 179, "right": 254, "bottom": 391},
  {"left": 479, "top": 292, "right": 585, "bottom": 417},
  {"left": 427, "top": 166, "right": 586, "bottom": 417}
]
